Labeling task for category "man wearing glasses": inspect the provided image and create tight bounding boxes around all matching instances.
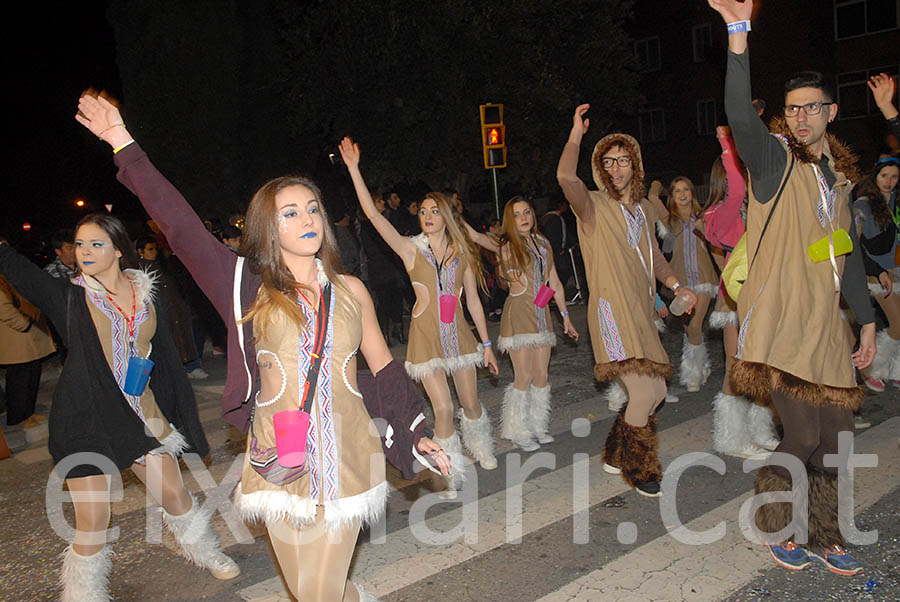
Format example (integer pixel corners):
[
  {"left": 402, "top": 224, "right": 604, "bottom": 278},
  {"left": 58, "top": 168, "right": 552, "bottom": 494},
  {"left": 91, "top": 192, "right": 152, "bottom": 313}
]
[{"left": 710, "top": 0, "right": 877, "bottom": 577}]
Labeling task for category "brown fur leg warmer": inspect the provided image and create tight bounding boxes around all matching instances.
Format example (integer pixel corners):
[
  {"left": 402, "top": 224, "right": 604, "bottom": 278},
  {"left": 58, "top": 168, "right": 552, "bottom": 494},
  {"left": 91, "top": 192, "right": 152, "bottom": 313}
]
[
  {"left": 807, "top": 468, "right": 844, "bottom": 551},
  {"left": 754, "top": 465, "right": 804, "bottom": 543},
  {"left": 620, "top": 419, "right": 662, "bottom": 487},
  {"left": 602, "top": 413, "right": 626, "bottom": 469}
]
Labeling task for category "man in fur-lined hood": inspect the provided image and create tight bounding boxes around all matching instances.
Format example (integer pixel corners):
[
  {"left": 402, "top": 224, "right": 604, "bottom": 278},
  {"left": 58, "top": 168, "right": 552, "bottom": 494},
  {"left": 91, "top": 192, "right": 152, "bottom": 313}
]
[{"left": 711, "top": 0, "right": 876, "bottom": 577}]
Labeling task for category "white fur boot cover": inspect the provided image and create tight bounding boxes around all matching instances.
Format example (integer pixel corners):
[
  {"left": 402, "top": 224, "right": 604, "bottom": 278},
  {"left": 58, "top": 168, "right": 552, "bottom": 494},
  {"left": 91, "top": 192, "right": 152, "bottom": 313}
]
[
  {"left": 679, "top": 336, "right": 711, "bottom": 391},
  {"left": 746, "top": 402, "right": 780, "bottom": 451},
  {"left": 604, "top": 378, "right": 628, "bottom": 412},
  {"left": 501, "top": 384, "right": 537, "bottom": 449},
  {"left": 458, "top": 406, "right": 498, "bottom": 469},
  {"left": 868, "top": 330, "right": 900, "bottom": 381},
  {"left": 61, "top": 544, "right": 113, "bottom": 602},
  {"left": 529, "top": 384, "right": 554, "bottom": 444},
  {"left": 433, "top": 431, "right": 467, "bottom": 491},
  {"left": 712, "top": 392, "right": 760, "bottom": 457},
  {"left": 163, "top": 493, "right": 240, "bottom": 580}
]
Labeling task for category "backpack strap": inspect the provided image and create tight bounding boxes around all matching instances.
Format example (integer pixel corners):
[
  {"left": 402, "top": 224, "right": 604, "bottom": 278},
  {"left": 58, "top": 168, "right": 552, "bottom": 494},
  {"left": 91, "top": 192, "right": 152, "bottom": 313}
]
[{"left": 750, "top": 153, "right": 795, "bottom": 271}]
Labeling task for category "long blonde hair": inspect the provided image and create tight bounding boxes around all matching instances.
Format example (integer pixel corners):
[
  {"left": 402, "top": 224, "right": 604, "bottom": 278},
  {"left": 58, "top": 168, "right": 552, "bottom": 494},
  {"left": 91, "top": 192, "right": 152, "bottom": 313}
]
[
  {"left": 498, "top": 196, "right": 542, "bottom": 283},
  {"left": 239, "top": 176, "right": 353, "bottom": 338},
  {"left": 422, "top": 192, "right": 488, "bottom": 293}
]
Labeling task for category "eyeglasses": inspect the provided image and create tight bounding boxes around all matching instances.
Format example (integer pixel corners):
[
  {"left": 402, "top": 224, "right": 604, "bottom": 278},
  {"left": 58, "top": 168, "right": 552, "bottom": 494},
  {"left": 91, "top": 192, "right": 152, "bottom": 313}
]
[
  {"left": 784, "top": 102, "right": 834, "bottom": 117},
  {"left": 601, "top": 156, "right": 633, "bottom": 168}
]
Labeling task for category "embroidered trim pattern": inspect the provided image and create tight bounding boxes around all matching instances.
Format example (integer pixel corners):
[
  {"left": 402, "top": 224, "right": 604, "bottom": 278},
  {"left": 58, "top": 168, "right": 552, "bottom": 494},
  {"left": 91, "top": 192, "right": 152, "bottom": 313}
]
[
  {"left": 597, "top": 297, "right": 626, "bottom": 361},
  {"left": 682, "top": 217, "right": 701, "bottom": 288},
  {"left": 528, "top": 241, "right": 550, "bottom": 332}
]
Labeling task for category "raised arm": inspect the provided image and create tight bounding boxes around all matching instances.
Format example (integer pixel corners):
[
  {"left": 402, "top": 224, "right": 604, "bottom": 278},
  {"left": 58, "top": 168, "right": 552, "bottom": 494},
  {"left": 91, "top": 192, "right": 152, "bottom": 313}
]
[
  {"left": 704, "top": 127, "right": 747, "bottom": 249},
  {"left": 556, "top": 104, "right": 595, "bottom": 226},
  {"left": 75, "top": 93, "right": 237, "bottom": 320},
  {"left": 710, "top": 0, "right": 787, "bottom": 203},
  {"left": 0, "top": 243, "right": 69, "bottom": 333},
  {"left": 339, "top": 137, "right": 417, "bottom": 270},
  {"left": 464, "top": 221, "right": 499, "bottom": 253},
  {"left": 869, "top": 73, "right": 899, "bottom": 124}
]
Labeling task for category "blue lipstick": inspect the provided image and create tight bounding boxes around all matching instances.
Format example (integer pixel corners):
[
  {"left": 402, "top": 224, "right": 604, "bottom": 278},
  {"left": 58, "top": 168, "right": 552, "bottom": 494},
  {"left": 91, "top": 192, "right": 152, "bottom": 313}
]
[{"left": 300, "top": 232, "right": 318, "bottom": 239}]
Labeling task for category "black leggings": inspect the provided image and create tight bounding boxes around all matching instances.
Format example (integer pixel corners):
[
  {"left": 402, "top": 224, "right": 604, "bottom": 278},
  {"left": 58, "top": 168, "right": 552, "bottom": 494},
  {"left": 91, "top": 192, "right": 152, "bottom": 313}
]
[{"left": 769, "top": 390, "right": 853, "bottom": 478}]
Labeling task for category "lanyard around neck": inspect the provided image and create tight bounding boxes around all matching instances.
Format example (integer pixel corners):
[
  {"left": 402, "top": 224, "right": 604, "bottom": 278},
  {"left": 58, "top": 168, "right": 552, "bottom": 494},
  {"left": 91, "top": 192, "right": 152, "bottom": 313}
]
[
  {"left": 105, "top": 282, "right": 137, "bottom": 351},
  {"left": 812, "top": 165, "right": 842, "bottom": 292},
  {"left": 619, "top": 204, "right": 654, "bottom": 300}
]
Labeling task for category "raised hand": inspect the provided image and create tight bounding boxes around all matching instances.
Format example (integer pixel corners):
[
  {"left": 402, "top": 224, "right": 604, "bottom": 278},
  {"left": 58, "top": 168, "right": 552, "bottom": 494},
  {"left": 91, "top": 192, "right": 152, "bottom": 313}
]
[
  {"left": 569, "top": 104, "right": 590, "bottom": 143},
  {"left": 75, "top": 92, "right": 132, "bottom": 148},
  {"left": 716, "top": 125, "right": 732, "bottom": 138},
  {"left": 338, "top": 136, "right": 361, "bottom": 171},
  {"left": 707, "top": 0, "right": 753, "bottom": 23},
  {"left": 868, "top": 73, "right": 898, "bottom": 119}
]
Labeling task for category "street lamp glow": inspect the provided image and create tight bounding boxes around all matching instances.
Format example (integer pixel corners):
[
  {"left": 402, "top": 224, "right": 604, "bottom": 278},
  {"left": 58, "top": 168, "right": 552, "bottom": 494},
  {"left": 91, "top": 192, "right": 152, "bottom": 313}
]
[{"left": 75, "top": 199, "right": 85, "bottom": 207}]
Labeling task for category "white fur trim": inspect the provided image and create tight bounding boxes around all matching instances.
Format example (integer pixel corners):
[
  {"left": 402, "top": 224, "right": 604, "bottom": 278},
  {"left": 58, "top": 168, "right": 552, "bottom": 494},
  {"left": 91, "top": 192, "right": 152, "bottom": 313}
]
[
  {"left": 497, "top": 331, "right": 556, "bottom": 352},
  {"left": 314, "top": 257, "right": 329, "bottom": 287},
  {"left": 433, "top": 432, "right": 467, "bottom": 490},
  {"left": 679, "top": 336, "right": 711, "bottom": 390},
  {"left": 61, "top": 544, "right": 113, "bottom": 602},
  {"left": 163, "top": 492, "right": 239, "bottom": 578},
  {"left": 233, "top": 481, "right": 388, "bottom": 530},
  {"left": 655, "top": 220, "right": 670, "bottom": 239},
  {"left": 691, "top": 282, "right": 719, "bottom": 298},
  {"left": 746, "top": 402, "right": 780, "bottom": 450},
  {"left": 712, "top": 392, "right": 759, "bottom": 456},
  {"left": 604, "top": 379, "right": 627, "bottom": 412},
  {"left": 155, "top": 426, "right": 189, "bottom": 457},
  {"left": 126, "top": 267, "right": 158, "bottom": 304},
  {"left": 458, "top": 405, "right": 496, "bottom": 465},
  {"left": 410, "top": 233, "right": 430, "bottom": 253},
  {"left": 890, "top": 349, "right": 900, "bottom": 381},
  {"left": 709, "top": 310, "right": 738, "bottom": 330},
  {"left": 404, "top": 346, "right": 484, "bottom": 382},
  {"left": 655, "top": 318, "right": 666, "bottom": 333},
  {"left": 500, "top": 384, "right": 534, "bottom": 444},
  {"left": 867, "top": 280, "right": 900, "bottom": 297},
  {"left": 866, "top": 330, "right": 900, "bottom": 380},
  {"left": 528, "top": 384, "right": 552, "bottom": 441}
]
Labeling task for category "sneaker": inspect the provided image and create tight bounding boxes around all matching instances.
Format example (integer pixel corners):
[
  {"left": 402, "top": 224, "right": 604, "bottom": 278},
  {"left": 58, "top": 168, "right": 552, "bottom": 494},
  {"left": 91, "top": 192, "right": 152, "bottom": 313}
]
[
  {"left": 766, "top": 541, "right": 811, "bottom": 571},
  {"left": 864, "top": 377, "right": 885, "bottom": 392},
  {"left": 634, "top": 480, "right": 662, "bottom": 498},
  {"left": 515, "top": 439, "right": 540, "bottom": 452},
  {"left": 603, "top": 462, "right": 622, "bottom": 475},
  {"left": 536, "top": 433, "right": 555, "bottom": 444},
  {"left": 187, "top": 368, "right": 209, "bottom": 380},
  {"left": 665, "top": 392, "right": 679, "bottom": 403},
  {"left": 854, "top": 416, "right": 871, "bottom": 429},
  {"left": 809, "top": 545, "right": 863, "bottom": 576}
]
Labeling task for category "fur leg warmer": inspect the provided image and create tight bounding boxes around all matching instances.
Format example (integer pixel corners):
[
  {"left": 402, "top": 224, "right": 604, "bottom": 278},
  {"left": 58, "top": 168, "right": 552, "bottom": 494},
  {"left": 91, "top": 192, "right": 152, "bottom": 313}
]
[
  {"left": 433, "top": 432, "right": 467, "bottom": 494},
  {"left": 500, "top": 385, "right": 538, "bottom": 450},
  {"left": 458, "top": 406, "right": 497, "bottom": 470},
  {"left": 807, "top": 467, "right": 844, "bottom": 551},
  {"left": 619, "top": 417, "right": 662, "bottom": 488},
  {"left": 604, "top": 378, "right": 628, "bottom": 412},
  {"left": 754, "top": 465, "right": 804, "bottom": 544},
  {"left": 60, "top": 544, "right": 112, "bottom": 602},
  {"left": 163, "top": 493, "right": 240, "bottom": 580},
  {"left": 747, "top": 402, "right": 780, "bottom": 451},
  {"left": 679, "top": 335, "right": 711, "bottom": 392},
  {"left": 602, "top": 413, "right": 626, "bottom": 471},
  {"left": 712, "top": 392, "right": 762, "bottom": 457},
  {"left": 866, "top": 330, "right": 900, "bottom": 380},
  {"left": 528, "top": 384, "right": 554, "bottom": 444}
]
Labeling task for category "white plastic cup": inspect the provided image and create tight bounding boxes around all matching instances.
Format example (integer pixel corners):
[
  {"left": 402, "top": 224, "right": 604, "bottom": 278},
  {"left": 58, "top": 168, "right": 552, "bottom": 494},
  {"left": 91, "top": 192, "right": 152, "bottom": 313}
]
[{"left": 669, "top": 291, "right": 692, "bottom": 316}]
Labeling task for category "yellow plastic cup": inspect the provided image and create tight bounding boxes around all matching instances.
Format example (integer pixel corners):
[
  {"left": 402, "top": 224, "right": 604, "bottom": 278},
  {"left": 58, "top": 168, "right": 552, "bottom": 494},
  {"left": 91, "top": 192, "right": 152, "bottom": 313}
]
[{"left": 807, "top": 228, "right": 852, "bottom": 263}]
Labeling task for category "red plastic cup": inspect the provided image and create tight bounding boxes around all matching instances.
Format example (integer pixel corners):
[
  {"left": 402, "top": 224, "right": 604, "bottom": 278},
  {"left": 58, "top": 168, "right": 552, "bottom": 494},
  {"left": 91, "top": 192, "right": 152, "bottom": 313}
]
[
  {"left": 534, "top": 284, "right": 554, "bottom": 308},
  {"left": 123, "top": 356, "right": 155, "bottom": 396},
  {"left": 273, "top": 410, "right": 310, "bottom": 468},
  {"left": 439, "top": 294, "right": 457, "bottom": 323}
]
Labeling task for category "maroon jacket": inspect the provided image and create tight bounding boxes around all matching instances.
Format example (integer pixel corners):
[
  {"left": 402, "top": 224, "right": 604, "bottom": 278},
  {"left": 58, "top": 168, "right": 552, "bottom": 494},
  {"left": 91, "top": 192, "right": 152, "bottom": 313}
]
[{"left": 114, "top": 144, "right": 433, "bottom": 479}]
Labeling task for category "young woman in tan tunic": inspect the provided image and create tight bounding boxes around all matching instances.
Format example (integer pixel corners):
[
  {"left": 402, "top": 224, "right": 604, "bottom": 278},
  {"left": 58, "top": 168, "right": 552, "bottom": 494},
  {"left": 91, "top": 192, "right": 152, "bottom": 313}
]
[
  {"left": 556, "top": 105, "right": 697, "bottom": 497},
  {"left": 664, "top": 177, "right": 719, "bottom": 392},
  {"left": 340, "top": 137, "right": 499, "bottom": 499},
  {"left": 467, "top": 197, "right": 578, "bottom": 451}
]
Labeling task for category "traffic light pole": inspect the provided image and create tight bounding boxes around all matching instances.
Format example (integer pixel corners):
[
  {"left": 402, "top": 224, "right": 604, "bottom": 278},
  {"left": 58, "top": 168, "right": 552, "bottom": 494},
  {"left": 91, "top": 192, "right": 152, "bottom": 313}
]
[{"left": 491, "top": 168, "right": 501, "bottom": 219}]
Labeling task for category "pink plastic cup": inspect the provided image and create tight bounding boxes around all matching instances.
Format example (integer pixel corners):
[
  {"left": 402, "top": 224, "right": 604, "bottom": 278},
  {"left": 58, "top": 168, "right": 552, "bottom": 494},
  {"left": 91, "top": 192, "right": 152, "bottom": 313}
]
[
  {"left": 273, "top": 410, "right": 310, "bottom": 468},
  {"left": 534, "top": 284, "right": 554, "bottom": 308},
  {"left": 439, "top": 294, "right": 457, "bottom": 323}
]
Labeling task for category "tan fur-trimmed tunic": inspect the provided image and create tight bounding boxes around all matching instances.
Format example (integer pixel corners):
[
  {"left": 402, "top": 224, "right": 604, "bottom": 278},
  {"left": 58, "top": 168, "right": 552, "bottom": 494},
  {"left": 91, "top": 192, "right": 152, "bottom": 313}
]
[
  {"left": 235, "top": 275, "right": 387, "bottom": 529},
  {"left": 668, "top": 216, "right": 719, "bottom": 298},
  {"left": 497, "top": 235, "right": 556, "bottom": 352},
  {"left": 558, "top": 135, "right": 675, "bottom": 382},
  {"left": 404, "top": 234, "right": 483, "bottom": 381},
  {"left": 733, "top": 139, "right": 862, "bottom": 409}
]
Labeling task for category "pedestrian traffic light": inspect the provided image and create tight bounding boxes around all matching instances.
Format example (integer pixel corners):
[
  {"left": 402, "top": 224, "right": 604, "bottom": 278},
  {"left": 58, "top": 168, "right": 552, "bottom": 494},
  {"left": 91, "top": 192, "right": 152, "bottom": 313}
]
[{"left": 480, "top": 103, "right": 506, "bottom": 169}]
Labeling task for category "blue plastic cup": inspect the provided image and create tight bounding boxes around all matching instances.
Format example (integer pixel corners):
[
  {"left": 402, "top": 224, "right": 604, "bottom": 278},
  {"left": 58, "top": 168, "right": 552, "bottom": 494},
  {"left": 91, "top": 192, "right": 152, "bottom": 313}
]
[{"left": 123, "top": 356, "right": 155, "bottom": 396}]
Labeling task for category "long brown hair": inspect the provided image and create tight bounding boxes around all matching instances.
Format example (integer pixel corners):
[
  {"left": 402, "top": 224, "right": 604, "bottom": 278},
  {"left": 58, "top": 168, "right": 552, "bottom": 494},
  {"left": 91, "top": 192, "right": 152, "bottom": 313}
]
[
  {"left": 498, "top": 196, "right": 542, "bottom": 283},
  {"left": 592, "top": 138, "right": 645, "bottom": 204},
  {"left": 854, "top": 160, "right": 899, "bottom": 229},
  {"left": 240, "top": 176, "right": 352, "bottom": 337},
  {"left": 704, "top": 155, "right": 749, "bottom": 211},
  {"left": 421, "top": 192, "right": 488, "bottom": 293},
  {"left": 665, "top": 176, "right": 703, "bottom": 226}
]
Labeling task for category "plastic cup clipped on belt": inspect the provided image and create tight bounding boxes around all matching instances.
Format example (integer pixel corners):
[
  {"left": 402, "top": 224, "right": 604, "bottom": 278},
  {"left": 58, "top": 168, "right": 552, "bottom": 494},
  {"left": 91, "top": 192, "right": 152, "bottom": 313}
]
[
  {"left": 123, "top": 356, "right": 155, "bottom": 396},
  {"left": 807, "top": 228, "right": 852, "bottom": 263},
  {"left": 273, "top": 410, "right": 310, "bottom": 468},
  {"left": 669, "top": 291, "right": 692, "bottom": 317},
  {"left": 534, "top": 284, "right": 554, "bottom": 308},
  {"left": 439, "top": 294, "right": 457, "bottom": 323}
]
